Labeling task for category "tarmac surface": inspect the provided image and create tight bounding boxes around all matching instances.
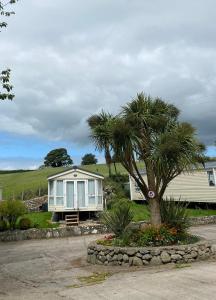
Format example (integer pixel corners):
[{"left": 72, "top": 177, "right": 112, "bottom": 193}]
[{"left": 0, "top": 224, "right": 216, "bottom": 300}]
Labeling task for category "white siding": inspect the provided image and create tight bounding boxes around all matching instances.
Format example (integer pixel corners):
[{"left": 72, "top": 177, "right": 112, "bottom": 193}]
[
  {"left": 48, "top": 169, "right": 104, "bottom": 212},
  {"left": 130, "top": 170, "right": 216, "bottom": 203}
]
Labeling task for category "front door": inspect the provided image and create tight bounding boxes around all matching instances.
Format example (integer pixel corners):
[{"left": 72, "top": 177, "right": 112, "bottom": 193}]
[{"left": 77, "top": 181, "right": 86, "bottom": 208}]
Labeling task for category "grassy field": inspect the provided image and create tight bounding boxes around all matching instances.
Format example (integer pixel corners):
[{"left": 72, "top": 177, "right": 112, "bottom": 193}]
[
  {"left": 0, "top": 167, "right": 67, "bottom": 200},
  {"left": 0, "top": 163, "right": 130, "bottom": 200}
]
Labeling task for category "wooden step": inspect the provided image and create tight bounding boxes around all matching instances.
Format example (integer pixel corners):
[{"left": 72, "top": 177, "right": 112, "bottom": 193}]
[{"left": 65, "top": 213, "right": 79, "bottom": 226}]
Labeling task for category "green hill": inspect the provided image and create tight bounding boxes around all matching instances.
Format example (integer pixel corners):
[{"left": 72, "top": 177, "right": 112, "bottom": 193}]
[{"left": 0, "top": 163, "right": 129, "bottom": 200}]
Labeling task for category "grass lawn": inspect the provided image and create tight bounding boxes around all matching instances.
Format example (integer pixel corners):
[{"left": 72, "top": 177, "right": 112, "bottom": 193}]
[
  {"left": 129, "top": 202, "right": 216, "bottom": 222},
  {"left": 130, "top": 202, "right": 150, "bottom": 222},
  {"left": 19, "top": 204, "right": 216, "bottom": 229},
  {"left": 187, "top": 208, "right": 216, "bottom": 217},
  {"left": 23, "top": 212, "right": 59, "bottom": 229}
]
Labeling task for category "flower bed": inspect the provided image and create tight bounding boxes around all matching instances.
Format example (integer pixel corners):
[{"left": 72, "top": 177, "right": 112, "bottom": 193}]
[{"left": 87, "top": 240, "right": 215, "bottom": 266}]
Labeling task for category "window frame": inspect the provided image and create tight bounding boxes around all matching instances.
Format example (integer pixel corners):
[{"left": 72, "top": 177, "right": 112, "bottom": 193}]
[
  {"left": 56, "top": 180, "right": 64, "bottom": 206},
  {"left": 207, "top": 169, "right": 216, "bottom": 187}
]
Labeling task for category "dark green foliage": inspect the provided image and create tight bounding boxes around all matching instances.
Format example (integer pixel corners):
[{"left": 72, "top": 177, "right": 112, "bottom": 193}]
[
  {"left": 101, "top": 200, "right": 133, "bottom": 237},
  {"left": 18, "top": 217, "right": 32, "bottom": 230},
  {"left": 44, "top": 148, "right": 73, "bottom": 167},
  {"left": 81, "top": 153, "right": 97, "bottom": 165},
  {"left": 160, "top": 198, "right": 189, "bottom": 233},
  {"left": 0, "top": 219, "right": 7, "bottom": 231},
  {"left": 0, "top": 169, "right": 32, "bottom": 174},
  {"left": 0, "top": 200, "right": 27, "bottom": 230},
  {"left": 112, "top": 224, "right": 199, "bottom": 247},
  {"left": 104, "top": 175, "right": 129, "bottom": 209}
]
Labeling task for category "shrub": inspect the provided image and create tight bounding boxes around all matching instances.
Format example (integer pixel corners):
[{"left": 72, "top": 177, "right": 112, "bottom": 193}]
[
  {"left": 114, "top": 224, "right": 197, "bottom": 247},
  {"left": 107, "top": 197, "right": 131, "bottom": 210},
  {"left": 0, "top": 219, "right": 8, "bottom": 231},
  {"left": 0, "top": 200, "right": 27, "bottom": 230},
  {"left": 101, "top": 199, "right": 133, "bottom": 238},
  {"left": 160, "top": 198, "right": 189, "bottom": 233},
  {"left": 18, "top": 217, "right": 32, "bottom": 230},
  {"left": 137, "top": 225, "right": 177, "bottom": 246}
]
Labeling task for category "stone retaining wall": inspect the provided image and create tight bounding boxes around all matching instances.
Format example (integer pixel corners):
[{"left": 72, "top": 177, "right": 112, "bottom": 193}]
[
  {"left": 0, "top": 224, "right": 108, "bottom": 242},
  {"left": 87, "top": 241, "right": 215, "bottom": 266},
  {"left": 190, "top": 215, "right": 216, "bottom": 226},
  {"left": 1, "top": 215, "right": 216, "bottom": 242},
  {"left": 24, "top": 196, "right": 48, "bottom": 211}
]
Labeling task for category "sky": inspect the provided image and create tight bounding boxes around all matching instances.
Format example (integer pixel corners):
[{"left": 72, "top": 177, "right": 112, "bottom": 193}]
[{"left": 0, "top": 0, "right": 216, "bottom": 169}]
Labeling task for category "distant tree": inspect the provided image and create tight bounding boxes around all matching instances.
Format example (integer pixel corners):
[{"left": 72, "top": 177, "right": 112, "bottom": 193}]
[
  {"left": 44, "top": 148, "right": 73, "bottom": 167},
  {"left": 81, "top": 153, "right": 97, "bottom": 165},
  {"left": 38, "top": 164, "right": 45, "bottom": 170},
  {"left": 0, "top": 1, "right": 18, "bottom": 101}
]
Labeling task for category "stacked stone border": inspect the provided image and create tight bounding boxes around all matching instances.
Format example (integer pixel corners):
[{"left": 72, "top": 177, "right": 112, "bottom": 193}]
[
  {"left": 190, "top": 215, "right": 216, "bottom": 226},
  {"left": 0, "top": 215, "right": 216, "bottom": 242},
  {"left": 87, "top": 241, "right": 216, "bottom": 266},
  {"left": 0, "top": 224, "right": 108, "bottom": 242}
]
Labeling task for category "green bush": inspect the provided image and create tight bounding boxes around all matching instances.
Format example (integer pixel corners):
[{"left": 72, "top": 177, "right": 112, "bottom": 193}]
[
  {"left": 138, "top": 225, "right": 176, "bottom": 246},
  {"left": 0, "top": 219, "right": 8, "bottom": 231},
  {"left": 101, "top": 199, "right": 133, "bottom": 238},
  {"left": 107, "top": 196, "right": 131, "bottom": 210},
  {"left": 113, "top": 224, "right": 198, "bottom": 247},
  {"left": 160, "top": 198, "right": 189, "bottom": 233},
  {"left": 18, "top": 217, "right": 32, "bottom": 230},
  {"left": 0, "top": 200, "right": 27, "bottom": 230}
]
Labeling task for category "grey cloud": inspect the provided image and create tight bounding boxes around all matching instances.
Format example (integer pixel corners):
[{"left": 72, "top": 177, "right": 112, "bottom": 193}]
[{"left": 0, "top": 0, "right": 215, "bottom": 148}]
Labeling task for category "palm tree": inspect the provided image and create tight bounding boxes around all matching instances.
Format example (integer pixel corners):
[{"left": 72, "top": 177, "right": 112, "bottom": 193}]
[
  {"left": 87, "top": 111, "right": 114, "bottom": 177},
  {"left": 110, "top": 93, "right": 204, "bottom": 225}
]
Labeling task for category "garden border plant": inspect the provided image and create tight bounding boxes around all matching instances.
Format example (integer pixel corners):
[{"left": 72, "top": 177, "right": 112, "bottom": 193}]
[{"left": 100, "top": 198, "right": 196, "bottom": 248}]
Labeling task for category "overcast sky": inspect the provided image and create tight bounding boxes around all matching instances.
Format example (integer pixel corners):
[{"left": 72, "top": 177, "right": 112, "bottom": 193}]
[{"left": 0, "top": 0, "right": 216, "bottom": 169}]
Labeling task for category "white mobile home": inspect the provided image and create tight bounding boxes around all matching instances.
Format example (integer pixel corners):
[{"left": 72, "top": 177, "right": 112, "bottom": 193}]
[
  {"left": 130, "top": 163, "right": 216, "bottom": 203},
  {"left": 47, "top": 166, "right": 104, "bottom": 222}
]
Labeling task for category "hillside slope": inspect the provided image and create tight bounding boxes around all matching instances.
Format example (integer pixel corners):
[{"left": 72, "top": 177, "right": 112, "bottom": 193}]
[{"left": 0, "top": 163, "right": 128, "bottom": 200}]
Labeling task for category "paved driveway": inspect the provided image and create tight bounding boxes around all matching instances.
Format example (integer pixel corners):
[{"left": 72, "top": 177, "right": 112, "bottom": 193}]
[{"left": 0, "top": 225, "right": 216, "bottom": 300}]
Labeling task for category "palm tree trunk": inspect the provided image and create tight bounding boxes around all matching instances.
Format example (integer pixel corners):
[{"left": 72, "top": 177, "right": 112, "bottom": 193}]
[
  {"left": 113, "top": 161, "right": 117, "bottom": 174},
  {"left": 149, "top": 197, "right": 161, "bottom": 225},
  {"left": 105, "top": 147, "right": 112, "bottom": 177}
]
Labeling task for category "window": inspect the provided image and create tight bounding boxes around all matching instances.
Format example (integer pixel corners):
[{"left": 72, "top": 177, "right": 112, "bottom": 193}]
[
  {"left": 49, "top": 181, "right": 54, "bottom": 205},
  {"left": 49, "top": 181, "right": 54, "bottom": 195},
  {"left": 88, "top": 180, "right": 95, "bottom": 205},
  {"left": 135, "top": 181, "right": 141, "bottom": 192},
  {"left": 207, "top": 171, "right": 215, "bottom": 186},
  {"left": 56, "top": 180, "right": 64, "bottom": 205}
]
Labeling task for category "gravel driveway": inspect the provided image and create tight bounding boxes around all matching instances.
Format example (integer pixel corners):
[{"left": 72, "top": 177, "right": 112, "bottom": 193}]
[{"left": 0, "top": 225, "right": 216, "bottom": 300}]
